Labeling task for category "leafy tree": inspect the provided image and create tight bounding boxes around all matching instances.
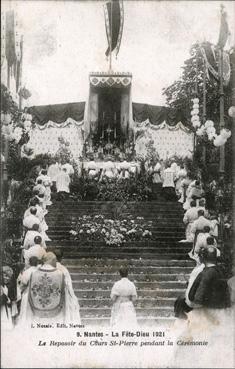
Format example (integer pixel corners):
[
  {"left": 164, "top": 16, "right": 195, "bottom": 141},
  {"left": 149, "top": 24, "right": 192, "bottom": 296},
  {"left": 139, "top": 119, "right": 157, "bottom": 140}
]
[
  {"left": 162, "top": 42, "right": 231, "bottom": 130},
  {"left": 163, "top": 42, "right": 232, "bottom": 181}
]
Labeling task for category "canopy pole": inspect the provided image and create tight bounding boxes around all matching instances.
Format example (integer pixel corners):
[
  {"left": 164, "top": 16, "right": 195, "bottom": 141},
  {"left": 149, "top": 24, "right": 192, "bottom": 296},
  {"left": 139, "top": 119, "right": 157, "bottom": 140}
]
[{"left": 109, "top": 0, "right": 113, "bottom": 72}]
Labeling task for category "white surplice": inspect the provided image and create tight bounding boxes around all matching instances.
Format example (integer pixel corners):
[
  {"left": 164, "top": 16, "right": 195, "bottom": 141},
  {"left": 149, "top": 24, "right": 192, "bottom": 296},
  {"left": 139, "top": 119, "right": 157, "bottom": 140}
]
[
  {"left": 56, "top": 171, "right": 70, "bottom": 193},
  {"left": 56, "top": 262, "right": 81, "bottom": 324}
]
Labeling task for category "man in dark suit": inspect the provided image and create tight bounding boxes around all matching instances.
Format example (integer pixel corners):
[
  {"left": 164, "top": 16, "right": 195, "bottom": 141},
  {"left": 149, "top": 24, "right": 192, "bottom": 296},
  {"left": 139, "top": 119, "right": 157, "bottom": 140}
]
[{"left": 189, "top": 246, "right": 230, "bottom": 309}]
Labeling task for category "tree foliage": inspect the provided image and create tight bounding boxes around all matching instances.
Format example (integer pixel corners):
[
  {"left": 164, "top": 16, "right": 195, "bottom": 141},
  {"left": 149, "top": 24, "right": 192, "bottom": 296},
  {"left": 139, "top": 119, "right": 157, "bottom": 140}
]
[{"left": 162, "top": 43, "right": 231, "bottom": 130}]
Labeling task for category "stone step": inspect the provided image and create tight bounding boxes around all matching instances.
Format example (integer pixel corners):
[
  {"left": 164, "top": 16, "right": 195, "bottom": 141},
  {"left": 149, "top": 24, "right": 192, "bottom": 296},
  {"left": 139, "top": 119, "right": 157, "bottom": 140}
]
[
  {"left": 67, "top": 266, "right": 193, "bottom": 274},
  {"left": 81, "top": 316, "right": 175, "bottom": 327},
  {"left": 79, "top": 307, "right": 173, "bottom": 318},
  {"left": 63, "top": 258, "right": 194, "bottom": 267},
  {"left": 72, "top": 281, "right": 186, "bottom": 289},
  {"left": 48, "top": 241, "right": 191, "bottom": 248},
  {"left": 70, "top": 273, "right": 189, "bottom": 282},
  {"left": 75, "top": 289, "right": 184, "bottom": 299},
  {"left": 49, "top": 247, "right": 190, "bottom": 255},
  {"left": 78, "top": 297, "right": 175, "bottom": 308},
  {"left": 59, "top": 252, "right": 189, "bottom": 260}
]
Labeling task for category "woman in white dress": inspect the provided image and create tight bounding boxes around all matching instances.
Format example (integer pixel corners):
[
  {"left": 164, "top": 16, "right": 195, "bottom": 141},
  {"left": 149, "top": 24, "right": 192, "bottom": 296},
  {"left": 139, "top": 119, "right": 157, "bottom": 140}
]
[{"left": 110, "top": 267, "right": 137, "bottom": 329}]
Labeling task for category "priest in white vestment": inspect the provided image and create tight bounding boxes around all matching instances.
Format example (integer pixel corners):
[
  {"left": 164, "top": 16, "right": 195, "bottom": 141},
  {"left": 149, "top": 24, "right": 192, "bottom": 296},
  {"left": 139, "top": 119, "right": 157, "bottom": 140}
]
[
  {"left": 182, "top": 200, "right": 198, "bottom": 241},
  {"left": 102, "top": 160, "right": 116, "bottom": 179},
  {"left": 24, "top": 236, "right": 47, "bottom": 267},
  {"left": 23, "top": 207, "right": 41, "bottom": 230},
  {"left": 48, "top": 160, "right": 60, "bottom": 185},
  {"left": 56, "top": 168, "right": 70, "bottom": 199},
  {"left": 33, "top": 179, "right": 46, "bottom": 197},
  {"left": 54, "top": 249, "right": 81, "bottom": 324},
  {"left": 110, "top": 267, "right": 137, "bottom": 329},
  {"left": 36, "top": 170, "right": 52, "bottom": 206},
  {"left": 23, "top": 224, "right": 46, "bottom": 249},
  {"left": 62, "top": 162, "right": 74, "bottom": 177},
  {"left": 162, "top": 165, "right": 176, "bottom": 201}
]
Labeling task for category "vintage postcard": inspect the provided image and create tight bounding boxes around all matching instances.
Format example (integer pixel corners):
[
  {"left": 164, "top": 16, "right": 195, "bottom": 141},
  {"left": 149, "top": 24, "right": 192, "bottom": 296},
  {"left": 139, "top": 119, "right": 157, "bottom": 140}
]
[{"left": 1, "top": 0, "right": 234, "bottom": 368}]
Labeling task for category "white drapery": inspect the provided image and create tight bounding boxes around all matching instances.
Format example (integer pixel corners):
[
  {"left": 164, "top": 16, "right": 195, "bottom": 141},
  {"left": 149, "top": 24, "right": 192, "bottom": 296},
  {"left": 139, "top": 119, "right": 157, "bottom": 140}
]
[
  {"left": 134, "top": 120, "right": 194, "bottom": 159},
  {"left": 27, "top": 119, "right": 84, "bottom": 159}
]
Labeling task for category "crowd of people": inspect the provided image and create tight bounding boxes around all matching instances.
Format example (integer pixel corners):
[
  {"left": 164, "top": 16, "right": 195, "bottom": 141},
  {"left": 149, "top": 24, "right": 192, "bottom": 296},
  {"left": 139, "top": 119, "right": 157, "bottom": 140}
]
[
  {"left": 1, "top": 156, "right": 234, "bottom": 334},
  {"left": 1, "top": 159, "right": 139, "bottom": 330},
  {"left": 1, "top": 160, "right": 80, "bottom": 330}
]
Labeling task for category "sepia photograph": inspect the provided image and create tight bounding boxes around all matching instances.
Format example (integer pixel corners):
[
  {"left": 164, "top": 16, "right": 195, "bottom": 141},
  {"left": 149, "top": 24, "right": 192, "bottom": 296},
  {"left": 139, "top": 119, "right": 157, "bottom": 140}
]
[{"left": 1, "top": 0, "right": 235, "bottom": 368}]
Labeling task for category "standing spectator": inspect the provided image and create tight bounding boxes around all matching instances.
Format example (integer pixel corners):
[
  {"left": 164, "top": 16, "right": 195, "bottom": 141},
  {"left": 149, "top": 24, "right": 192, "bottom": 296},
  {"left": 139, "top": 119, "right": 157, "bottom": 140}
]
[
  {"left": 110, "top": 267, "right": 137, "bottom": 328},
  {"left": 1, "top": 266, "right": 14, "bottom": 330},
  {"left": 186, "top": 247, "right": 230, "bottom": 333}
]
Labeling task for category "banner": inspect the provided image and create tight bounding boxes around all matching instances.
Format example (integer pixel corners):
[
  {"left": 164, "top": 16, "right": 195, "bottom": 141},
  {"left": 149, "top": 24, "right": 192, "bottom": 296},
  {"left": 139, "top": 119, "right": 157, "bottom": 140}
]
[
  {"left": 200, "top": 42, "right": 231, "bottom": 86},
  {"left": 217, "top": 6, "right": 230, "bottom": 49},
  {"left": 104, "top": 0, "right": 124, "bottom": 57}
]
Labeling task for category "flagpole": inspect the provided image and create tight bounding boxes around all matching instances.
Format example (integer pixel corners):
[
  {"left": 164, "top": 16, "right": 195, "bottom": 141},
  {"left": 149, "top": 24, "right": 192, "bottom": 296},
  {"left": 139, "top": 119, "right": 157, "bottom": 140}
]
[
  {"left": 231, "top": 1, "right": 235, "bottom": 262},
  {"left": 202, "top": 54, "right": 207, "bottom": 164},
  {"left": 219, "top": 47, "right": 225, "bottom": 177},
  {"left": 109, "top": 0, "right": 113, "bottom": 72},
  {"left": 19, "top": 35, "right": 23, "bottom": 111}
]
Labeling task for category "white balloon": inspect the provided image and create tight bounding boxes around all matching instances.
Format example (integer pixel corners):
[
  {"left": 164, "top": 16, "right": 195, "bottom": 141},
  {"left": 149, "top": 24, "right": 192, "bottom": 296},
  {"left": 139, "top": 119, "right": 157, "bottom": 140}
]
[
  {"left": 214, "top": 135, "right": 227, "bottom": 146},
  {"left": 193, "top": 121, "right": 201, "bottom": 128},
  {"left": 220, "top": 128, "right": 231, "bottom": 139},
  {"left": 191, "top": 115, "right": 199, "bottom": 122},
  {"left": 205, "top": 120, "right": 214, "bottom": 128},
  {"left": 193, "top": 103, "right": 199, "bottom": 109},
  {"left": 228, "top": 106, "right": 235, "bottom": 118},
  {"left": 196, "top": 128, "right": 204, "bottom": 136},
  {"left": 206, "top": 126, "right": 216, "bottom": 135},
  {"left": 192, "top": 98, "right": 199, "bottom": 103}
]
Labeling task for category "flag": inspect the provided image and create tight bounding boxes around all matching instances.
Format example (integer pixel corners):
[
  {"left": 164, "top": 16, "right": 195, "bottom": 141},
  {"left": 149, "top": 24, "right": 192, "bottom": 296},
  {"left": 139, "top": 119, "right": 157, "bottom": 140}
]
[
  {"left": 104, "top": 0, "right": 124, "bottom": 57},
  {"left": 217, "top": 6, "right": 230, "bottom": 49},
  {"left": 5, "top": 10, "right": 16, "bottom": 68},
  {"left": 19, "top": 86, "right": 31, "bottom": 100},
  {"left": 200, "top": 42, "right": 231, "bottom": 86},
  {"left": 16, "top": 36, "right": 23, "bottom": 92},
  {"left": 200, "top": 42, "right": 219, "bottom": 81}
]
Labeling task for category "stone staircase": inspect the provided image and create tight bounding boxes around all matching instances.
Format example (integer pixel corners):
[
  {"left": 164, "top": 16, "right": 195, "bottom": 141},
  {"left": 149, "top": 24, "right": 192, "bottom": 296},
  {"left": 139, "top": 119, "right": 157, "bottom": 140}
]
[{"left": 46, "top": 200, "right": 193, "bottom": 326}]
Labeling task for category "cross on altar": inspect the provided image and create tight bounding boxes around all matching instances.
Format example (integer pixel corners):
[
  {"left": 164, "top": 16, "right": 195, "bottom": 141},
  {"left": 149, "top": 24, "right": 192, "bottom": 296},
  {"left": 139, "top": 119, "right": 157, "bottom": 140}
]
[{"left": 106, "top": 126, "right": 114, "bottom": 143}]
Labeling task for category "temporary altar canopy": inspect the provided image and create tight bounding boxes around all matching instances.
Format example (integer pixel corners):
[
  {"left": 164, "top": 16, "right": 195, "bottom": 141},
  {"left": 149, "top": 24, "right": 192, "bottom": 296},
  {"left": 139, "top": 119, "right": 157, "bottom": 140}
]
[{"left": 27, "top": 96, "right": 194, "bottom": 160}]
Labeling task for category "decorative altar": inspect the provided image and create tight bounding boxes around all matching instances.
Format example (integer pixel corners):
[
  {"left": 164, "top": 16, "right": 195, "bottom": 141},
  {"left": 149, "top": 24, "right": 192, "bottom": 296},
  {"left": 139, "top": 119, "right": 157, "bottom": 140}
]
[{"left": 25, "top": 71, "right": 194, "bottom": 162}]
